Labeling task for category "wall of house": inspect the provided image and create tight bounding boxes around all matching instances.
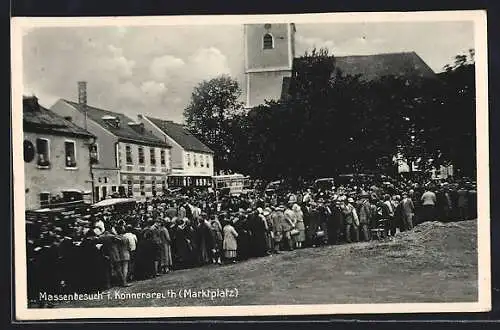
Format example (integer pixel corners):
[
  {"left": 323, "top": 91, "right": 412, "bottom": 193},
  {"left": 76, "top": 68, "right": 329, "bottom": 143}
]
[
  {"left": 181, "top": 150, "right": 214, "bottom": 177},
  {"left": 50, "top": 100, "right": 120, "bottom": 170},
  {"left": 117, "top": 141, "right": 169, "bottom": 198},
  {"left": 139, "top": 116, "right": 183, "bottom": 170},
  {"left": 24, "top": 132, "right": 93, "bottom": 210}
]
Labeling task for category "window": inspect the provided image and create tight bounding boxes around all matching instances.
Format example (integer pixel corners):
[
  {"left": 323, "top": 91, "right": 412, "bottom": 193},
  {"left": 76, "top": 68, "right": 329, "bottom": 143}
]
[
  {"left": 64, "top": 141, "right": 77, "bottom": 168},
  {"left": 36, "top": 138, "right": 50, "bottom": 167},
  {"left": 201, "top": 155, "right": 204, "bottom": 167},
  {"left": 162, "top": 180, "right": 166, "bottom": 191},
  {"left": 194, "top": 154, "right": 198, "bottom": 167},
  {"left": 111, "top": 186, "right": 117, "bottom": 192},
  {"left": 152, "top": 180, "right": 156, "bottom": 196},
  {"left": 160, "top": 150, "right": 166, "bottom": 166},
  {"left": 187, "top": 153, "right": 191, "bottom": 167},
  {"left": 150, "top": 147, "right": 156, "bottom": 166},
  {"left": 90, "top": 143, "right": 99, "bottom": 164},
  {"left": 125, "top": 145, "right": 132, "bottom": 164},
  {"left": 139, "top": 180, "right": 145, "bottom": 196},
  {"left": 263, "top": 33, "right": 274, "bottom": 49},
  {"left": 127, "top": 180, "right": 133, "bottom": 196},
  {"left": 206, "top": 156, "right": 210, "bottom": 168},
  {"left": 138, "top": 146, "right": 144, "bottom": 165},
  {"left": 39, "top": 192, "right": 50, "bottom": 207}
]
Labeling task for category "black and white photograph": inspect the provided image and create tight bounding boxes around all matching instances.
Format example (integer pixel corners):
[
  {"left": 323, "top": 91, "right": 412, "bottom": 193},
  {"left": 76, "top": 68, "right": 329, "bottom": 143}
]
[{"left": 11, "top": 11, "right": 490, "bottom": 319}]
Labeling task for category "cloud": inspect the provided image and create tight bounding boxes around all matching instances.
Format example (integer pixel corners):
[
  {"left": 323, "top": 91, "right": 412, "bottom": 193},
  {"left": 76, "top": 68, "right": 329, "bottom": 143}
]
[
  {"left": 150, "top": 55, "right": 185, "bottom": 81},
  {"left": 296, "top": 35, "right": 336, "bottom": 55},
  {"left": 140, "top": 81, "right": 167, "bottom": 105},
  {"left": 188, "top": 47, "right": 231, "bottom": 79}
]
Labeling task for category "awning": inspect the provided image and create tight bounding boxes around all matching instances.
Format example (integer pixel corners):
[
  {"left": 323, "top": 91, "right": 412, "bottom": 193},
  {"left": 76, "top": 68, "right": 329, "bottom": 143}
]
[{"left": 92, "top": 198, "right": 136, "bottom": 208}]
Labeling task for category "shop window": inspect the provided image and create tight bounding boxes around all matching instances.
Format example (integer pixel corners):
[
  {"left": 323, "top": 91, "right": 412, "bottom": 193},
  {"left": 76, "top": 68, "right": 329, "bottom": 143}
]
[
  {"left": 39, "top": 192, "right": 50, "bottom": 207},
  {"left": 140, "top": 180, "right": 145, "bottom": 196},
  {"left": 152, "top": 180, "right": 156, "bottom": 196}
]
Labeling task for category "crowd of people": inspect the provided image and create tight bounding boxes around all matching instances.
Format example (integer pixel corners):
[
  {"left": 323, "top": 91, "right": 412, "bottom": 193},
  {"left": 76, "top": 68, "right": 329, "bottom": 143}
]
[{"left": 26, "top": 175, "right": 477, "bottom": 307}]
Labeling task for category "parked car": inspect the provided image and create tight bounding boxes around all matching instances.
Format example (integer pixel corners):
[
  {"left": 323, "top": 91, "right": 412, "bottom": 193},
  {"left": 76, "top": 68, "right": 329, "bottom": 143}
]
[{"left": 311, "top": 177, "right": 335, "bottom": 192}]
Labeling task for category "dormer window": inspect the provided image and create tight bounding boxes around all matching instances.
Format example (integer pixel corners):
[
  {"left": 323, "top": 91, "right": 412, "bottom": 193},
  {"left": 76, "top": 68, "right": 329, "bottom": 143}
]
[
  {"left": 263, "top": 33, "right": 274, "bottom": 50},
  {"left": 128, "top": 122, "right": 145, "bottom": 134},
  {"left": 102, "top": 115, "right": 120, "bottom": 128}
]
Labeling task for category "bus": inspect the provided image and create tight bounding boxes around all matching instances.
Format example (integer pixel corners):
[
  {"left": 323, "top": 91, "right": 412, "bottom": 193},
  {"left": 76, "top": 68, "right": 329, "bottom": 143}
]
[{"left": 213, "top": 174, "right": 248, "bottom": 196}]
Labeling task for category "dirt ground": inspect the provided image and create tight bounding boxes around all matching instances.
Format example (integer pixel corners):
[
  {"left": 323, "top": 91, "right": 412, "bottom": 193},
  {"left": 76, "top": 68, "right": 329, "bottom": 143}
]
[{"left": 58, "top": 220, "right": 478, "bottom": 307}]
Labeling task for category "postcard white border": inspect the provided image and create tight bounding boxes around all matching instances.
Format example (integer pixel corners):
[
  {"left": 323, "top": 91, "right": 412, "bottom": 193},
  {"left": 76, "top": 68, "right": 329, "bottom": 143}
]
[{"left": 11, "top": 10, "right": 490, "bottom": 320}]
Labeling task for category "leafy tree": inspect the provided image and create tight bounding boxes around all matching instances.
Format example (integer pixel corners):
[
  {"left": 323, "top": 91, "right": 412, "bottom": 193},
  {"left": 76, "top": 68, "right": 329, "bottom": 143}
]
[{"left": 184, "top": 75, "right": 244, "bottom": 171}]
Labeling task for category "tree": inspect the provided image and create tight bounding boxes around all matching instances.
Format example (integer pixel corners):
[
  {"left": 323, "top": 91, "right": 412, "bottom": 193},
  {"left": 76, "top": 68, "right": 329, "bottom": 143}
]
[{"left": 184, "top": 75, "right": 244, "bottom": 171}]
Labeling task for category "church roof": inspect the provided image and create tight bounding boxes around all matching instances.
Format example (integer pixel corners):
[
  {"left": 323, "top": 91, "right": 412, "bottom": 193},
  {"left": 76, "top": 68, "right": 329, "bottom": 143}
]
[
  {"left": 292, "top": 51, "right": 436, "bottom": 82},
  {"left": 334, "top": 51, "right": 437, "bottom": 81},
  {"left": 281, "top": 51, "right": 437, "bottom": 100}
]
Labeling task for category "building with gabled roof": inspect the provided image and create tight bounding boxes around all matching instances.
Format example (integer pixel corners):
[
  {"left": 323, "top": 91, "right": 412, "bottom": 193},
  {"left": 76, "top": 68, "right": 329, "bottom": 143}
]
[
  {"left": 23, "top": 95, "right": 95, "bottom": 210},
  {"left": 138, "top": 115, "right": 214, "bottom": 188},
  {"left": 51, "top": 82, "right": 172, "bottom": 200},
  {"left": 244, "top": 23, "right": 438, "bottom": 108}
]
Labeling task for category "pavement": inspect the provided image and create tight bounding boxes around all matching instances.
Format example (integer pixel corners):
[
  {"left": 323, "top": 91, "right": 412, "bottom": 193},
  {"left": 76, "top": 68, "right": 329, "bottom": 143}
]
[{"left": 56, "top": 219, "right": 478, "bottom": 308}]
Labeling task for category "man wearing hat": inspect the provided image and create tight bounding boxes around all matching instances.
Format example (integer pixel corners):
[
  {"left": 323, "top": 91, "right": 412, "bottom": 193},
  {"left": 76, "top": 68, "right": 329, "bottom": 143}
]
[
  {"left": 270, "top": 206, "right": 288, "bottom": 253},
  {"left": 356, "top": 192, "right": 373, "bottom": 241},
  {"left": 284, "top": 201, "right": 297, "bottom": 250},
  {"left": 342, "top": 197, "right": 359, "bottom": 243}
]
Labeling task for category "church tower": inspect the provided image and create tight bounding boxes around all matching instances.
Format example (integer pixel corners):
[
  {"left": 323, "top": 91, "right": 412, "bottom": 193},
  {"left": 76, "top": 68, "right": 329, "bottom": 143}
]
[{"left": 244, "top": 23, "right": 296, "bottom": 109}]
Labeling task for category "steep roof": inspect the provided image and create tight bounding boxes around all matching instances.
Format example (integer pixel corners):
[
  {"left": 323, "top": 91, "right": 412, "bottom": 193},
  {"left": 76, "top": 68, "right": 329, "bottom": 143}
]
[
  {"left": 145, "top": 116, "right": 213, "bottom": 154},
  {"left": 292, "top": 51, "right": 436, "bottom": 82},
  {"left": 62, "top": 100, "right": 169, "bottom": 148},
  {"left": 334, "top": 52, "right": 437, "bottom": 81},
  {"left": 282, "top": 52, "right": 437, "bottom": 100},
  {"left": 23, "top": 96, "right": 94, "bottom": 138}
]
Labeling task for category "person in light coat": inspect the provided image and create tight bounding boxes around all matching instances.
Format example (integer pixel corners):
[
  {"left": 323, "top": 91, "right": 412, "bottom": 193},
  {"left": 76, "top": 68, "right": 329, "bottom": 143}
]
[
  {"left": 223, "top": 220, "right": 239, "bottom": 263},
  {"left": 292, "top": 203, "right": 305, "bottom": 248},
  {"left": 401, "top": 192, "right": 415, "bottom": 231}
]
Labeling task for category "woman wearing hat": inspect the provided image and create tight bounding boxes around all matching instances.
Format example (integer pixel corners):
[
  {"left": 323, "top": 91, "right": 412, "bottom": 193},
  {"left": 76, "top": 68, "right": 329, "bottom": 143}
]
[
  {"left": 209, "top": 216, "right": 224, "bottom": 265},
  {"left": 222, "top": 219, "right": 239, "bottom": 264},
  {"left": 292, "top": 202, "right": 305, "bottom": 249},
  {"left": 263, "top": 208, "right": 274, "bottom": 253}
]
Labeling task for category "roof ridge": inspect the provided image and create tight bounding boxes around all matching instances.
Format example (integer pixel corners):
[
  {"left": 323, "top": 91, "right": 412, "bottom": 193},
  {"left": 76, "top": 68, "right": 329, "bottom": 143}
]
[
  {"left": 63, "top": 98, "right": 136, "bottom": 121},
  {"left": 334, "top": 51, "right": 417, "bottom": 58},
  {"left": 146, "top": 115, "right": 176, "bottom": 124}
]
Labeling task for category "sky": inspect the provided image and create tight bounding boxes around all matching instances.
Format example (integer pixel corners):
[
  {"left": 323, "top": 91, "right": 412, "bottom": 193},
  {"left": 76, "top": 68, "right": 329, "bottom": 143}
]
[{"left": 22, "top": 21, "right": 474, "bottom": 124}]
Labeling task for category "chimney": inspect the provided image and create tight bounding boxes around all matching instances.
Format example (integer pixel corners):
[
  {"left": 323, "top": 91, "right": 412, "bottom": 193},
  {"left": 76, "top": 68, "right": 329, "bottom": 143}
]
[
  {"left": 78, "top": 81, "right": 88, "bottom": 130},
  {"left": 78, "top": 81, "right": 87, "bottom": 106}
]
